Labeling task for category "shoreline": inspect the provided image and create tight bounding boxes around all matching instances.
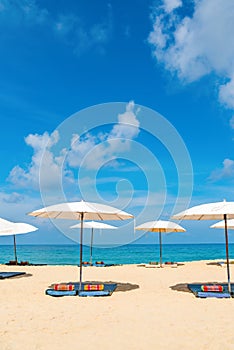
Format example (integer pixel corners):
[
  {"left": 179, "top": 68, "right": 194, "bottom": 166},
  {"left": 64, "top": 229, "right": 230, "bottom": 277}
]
[{"left": 1, "top": 258, "right": 232, "bottom": 266}]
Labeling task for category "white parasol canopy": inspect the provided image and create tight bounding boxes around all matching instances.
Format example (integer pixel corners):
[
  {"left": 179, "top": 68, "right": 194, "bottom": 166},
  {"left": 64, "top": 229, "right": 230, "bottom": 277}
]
[
  {"left": 28, "top": 200, "right": 133, "bottom": 289},
  {"left": 0, "top": 218, "right": 38, "bottom": 263},
  {"left": 28, "top": 201, "right": 133, "bottom": 221},
  {"left": 172, "top": 200, "right": 234, "bottom": 293},
  {"left": 211, "top": 219, "right": 234, "bottom": 229},
  {"left": 135, "top": 220, "right": 186, "bottom": 267},
  {"left": 171, "top": 201, "right": 234, "bottom": 221},
  {"left": 70, "top": 221, "right": 117, "bottom": 265}
]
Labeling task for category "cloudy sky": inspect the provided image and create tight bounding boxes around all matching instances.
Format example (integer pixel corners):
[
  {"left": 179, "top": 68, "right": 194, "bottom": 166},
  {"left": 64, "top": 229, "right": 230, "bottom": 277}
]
[{"left": 1, "top": 0, "right": 234, "bottom": 246}]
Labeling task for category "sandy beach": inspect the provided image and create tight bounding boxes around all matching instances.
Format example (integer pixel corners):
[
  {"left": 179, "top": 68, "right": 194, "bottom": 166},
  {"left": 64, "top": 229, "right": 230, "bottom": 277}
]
[{"left": 1, "top": 261, "right": 234, "bottom": 350}]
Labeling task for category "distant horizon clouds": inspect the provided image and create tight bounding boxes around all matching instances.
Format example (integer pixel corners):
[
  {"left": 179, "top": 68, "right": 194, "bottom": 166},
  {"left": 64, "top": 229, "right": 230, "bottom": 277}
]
[
  {"left": 6, "top": 101, "right": 142, "bottom": 195},
  {"left": 4, "top": 101, "right": 193, "bottom": 241}
]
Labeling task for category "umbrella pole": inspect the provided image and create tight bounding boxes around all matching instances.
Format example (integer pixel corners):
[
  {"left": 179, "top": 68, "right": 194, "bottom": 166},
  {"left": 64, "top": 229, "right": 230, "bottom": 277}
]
[
  {"left": 224, "top": 214, "right": 231, "bottom": 294},
  {"left": 79, "top": 213, "right": 84, "bottom": 291},
  {"left": 159, "top": 231, "right": 162, "bottom": 267},
  {"left": 13, "top": 235, "right": 18, "bottom": 264},
  {"left": 90, "top": 228, "right": 94, "bottom": 265}
]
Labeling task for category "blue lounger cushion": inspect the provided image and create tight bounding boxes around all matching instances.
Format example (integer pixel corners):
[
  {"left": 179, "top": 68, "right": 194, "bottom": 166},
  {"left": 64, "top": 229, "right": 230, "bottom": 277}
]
[
  {"left": 196, "top": 291, "right": 230, "bottom": 298},
  {"left": 45, "top": 289, "right": 77, "bottom": 297},
  {"left": 78, "top": 290, "right": 111, "bottom": 297},
  {"left": 0, "top": 272, "right": 26, "bottom": 279}
]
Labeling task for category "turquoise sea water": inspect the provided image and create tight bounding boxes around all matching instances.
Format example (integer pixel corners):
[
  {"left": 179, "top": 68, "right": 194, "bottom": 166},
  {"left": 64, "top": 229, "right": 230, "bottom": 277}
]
[{"left": 0, "top": 243, "right": 233, "bottom": 265}]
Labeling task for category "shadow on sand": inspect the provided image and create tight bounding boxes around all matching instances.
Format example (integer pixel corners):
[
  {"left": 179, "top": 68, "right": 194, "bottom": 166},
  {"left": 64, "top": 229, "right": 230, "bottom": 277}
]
[{"left": 170, "top": 281, "right": 232, "bottom": 294}]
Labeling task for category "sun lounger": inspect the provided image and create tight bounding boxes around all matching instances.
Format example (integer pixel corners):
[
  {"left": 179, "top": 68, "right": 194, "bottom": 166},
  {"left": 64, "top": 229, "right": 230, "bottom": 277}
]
[
  {"left": 149, "top": 261, "right": 159, "bottom": 265},
  {"left": 93, "top": 262, "right": 115, "bottom": 267},
  {"left": 188, "top": 283, "right": 232, "bottom": 298},
  {"left": 5, "top": 260, "right": 18, "bottom": 265},
  {"left": 45, "top": 282, "right": 117, "bottom": 297},
  {"left": 0, "top": 272, "right": 26, "bottom": 279},
  {"left": 78, "top": 262, "right": 115, "bottom": 267},
  {"left": 45, "top": 289, "right": 112, "bottom": 297},
  {"left": 45, "top": 289, "right": 78, "bottom": 297},
  {"left": 5, "top": 261, "right": 46, "bottom": 266},
  {"left": 143, "top": 261, "right": 158, "bottom": 268},
  {"left": 94, "top": 261, "right": 105, "bottom": 267},
  {"left": 165, "top": 261, "right": 178, "bottom": 267}
]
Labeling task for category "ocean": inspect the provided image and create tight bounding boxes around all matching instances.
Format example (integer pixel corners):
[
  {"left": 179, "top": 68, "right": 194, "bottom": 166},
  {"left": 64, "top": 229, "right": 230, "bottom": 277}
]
[{"left": 0, "top": 243, "right": 233, "bottom": 265}]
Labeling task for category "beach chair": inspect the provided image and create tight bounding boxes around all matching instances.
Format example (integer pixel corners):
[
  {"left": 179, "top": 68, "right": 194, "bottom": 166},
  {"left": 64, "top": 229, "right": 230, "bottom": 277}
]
[
  {"left": 94, "top": 261, "right": 105, "bottom": 267},
  {"left": 20, "top": 261, "right": 30, "bottom": 266},
  {"left": 93, "top": 261, "right": 115, "bottom": 267},
  {"left": 164, "top": 261, "right": 178, "bottom": 268},
  {"left": 188, "top": 283, "right": 232, "bottom": 298},
  {"left": 45, "top": 282, "right": 117, "bottom": 297},
  {"left": 0, "top": 272, "right": 26, "bottom": 279},
  {"left": 143, "top": 261, "right": 159, "bottom": 268},
  {"left": 6, "top": 260, "right": 18, "bottom": 265}
]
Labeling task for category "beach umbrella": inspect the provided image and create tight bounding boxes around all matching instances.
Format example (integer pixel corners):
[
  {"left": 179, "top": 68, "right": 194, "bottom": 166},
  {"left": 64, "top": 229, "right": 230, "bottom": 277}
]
[
  {"left": 211, "top": 219, "right": 234, "bottom": 229},
  {"left": 210, "top": 219, "right": 234, "bottom": 266},
  {"left": 171, "top": 200, "right": 234, "bottom": 293},
  {"left": 0, "top": 218, "right": 38, "bottom": 263},
  {"left": 70, "top": 221, "right": 117, "bottom": 265},
  {"left": 28, "top": 200, "right": 133, "bottom": 289},
  {"left": 135, "top": 220, "right": 186, "bottom": 267}
]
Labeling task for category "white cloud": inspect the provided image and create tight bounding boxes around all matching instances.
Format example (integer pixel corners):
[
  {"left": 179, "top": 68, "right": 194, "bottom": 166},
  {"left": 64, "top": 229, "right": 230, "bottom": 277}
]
[
  {"left": 229, "top": 115, "right": 234, "bottom": 129},
  {"left": 7, "top": 130, "right": 69, "bottom": 190},
  {"left": 0, "top": 1, "right": 5, "bottom": 12},
  {"left": 54, "top": 6, "right": 112, "bottom": 55},
  {"left": 7, "top": 102, "right": 141, "bottom": 191},
  {"left": 67, "top": 101, "right": 141, "bottom": 170},
  {"left": 219, "top": 77, "right": 234, "bottom": 109},
  {"left": 209, "top": 158, "right": 234, "bottom": 181},
  {"left": 0, "top": 192, "right": 24, "bottom": 204},
  {"left": 148, "top": 0, "right": 234, "bottom": 109},
  {"left": 54, "top": 14, "right": 79, "bottom": 35},
  {"left": 0, "top": 190, "right": 43, "bottom": 222},
  {"left": 108, "top": 100, "right": 140, "bottom": 140},
  {"left": 163, "top": 0, "right": 182, "bottom": 13},
  {"left": 66, "top": 133, "right": 97, "bottom": 168},
  {"left": 0, "top": 1, "right": 111, "bottom": 56},
  {"left": 0, "top": 0, "right": 48, "bottom": 25}
]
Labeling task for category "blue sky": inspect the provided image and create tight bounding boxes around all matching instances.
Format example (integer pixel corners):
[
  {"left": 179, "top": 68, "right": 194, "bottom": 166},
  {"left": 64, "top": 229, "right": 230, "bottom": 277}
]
[{"left": 1, "top": 0, "right": 234, "bottom": 246}]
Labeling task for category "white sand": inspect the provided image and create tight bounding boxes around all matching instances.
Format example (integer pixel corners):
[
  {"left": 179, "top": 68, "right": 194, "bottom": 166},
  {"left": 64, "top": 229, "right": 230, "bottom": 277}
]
[{"left": 1, "top": 261, "right": 234, "bottom": 350}]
